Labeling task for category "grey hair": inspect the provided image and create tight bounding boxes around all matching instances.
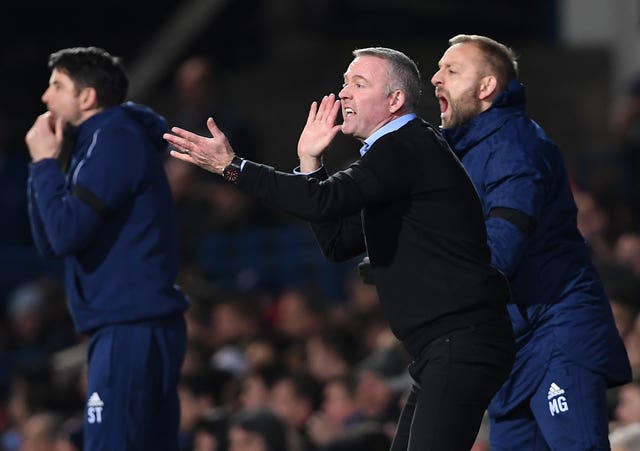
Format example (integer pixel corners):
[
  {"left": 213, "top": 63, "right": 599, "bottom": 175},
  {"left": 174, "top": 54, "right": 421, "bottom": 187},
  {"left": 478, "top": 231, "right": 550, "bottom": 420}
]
[{"left": 353, "top": 47, "right": 422, "bottom": 112}]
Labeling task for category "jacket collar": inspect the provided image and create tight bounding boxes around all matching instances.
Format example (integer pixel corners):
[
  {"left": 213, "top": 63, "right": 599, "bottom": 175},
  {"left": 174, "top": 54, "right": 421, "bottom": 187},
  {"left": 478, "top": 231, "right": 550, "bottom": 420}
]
[
  {"left": 441, "top": 79, "right": 527, "bottom": 158},
  {"left": 75, "top": 106, "right": 121, "bottom": 146}
]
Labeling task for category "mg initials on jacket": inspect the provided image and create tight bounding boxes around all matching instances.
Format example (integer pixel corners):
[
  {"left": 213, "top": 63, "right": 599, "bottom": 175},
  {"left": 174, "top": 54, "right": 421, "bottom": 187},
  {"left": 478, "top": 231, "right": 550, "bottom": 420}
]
[{"left": 547, "top": 383, "right": 568, "bottom": 416}]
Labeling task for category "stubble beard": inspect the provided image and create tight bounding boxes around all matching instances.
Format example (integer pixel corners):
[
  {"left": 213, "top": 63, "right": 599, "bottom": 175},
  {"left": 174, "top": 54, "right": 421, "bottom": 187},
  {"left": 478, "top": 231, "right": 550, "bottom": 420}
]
[{"left": 446, "top": 87, "right": 482, "bottom": 129}]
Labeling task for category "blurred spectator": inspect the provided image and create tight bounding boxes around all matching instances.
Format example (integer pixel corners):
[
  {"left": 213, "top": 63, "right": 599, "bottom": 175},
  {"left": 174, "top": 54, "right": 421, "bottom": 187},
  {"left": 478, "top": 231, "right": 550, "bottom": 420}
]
[
  {"left": 273, "top": 287, "right": 325, "bottom": 342},
  {"left": 609, "top": 295, "right": 638, "bottom": 342},
  {"left": 573, "top": 186, "right": 616, "bottom": 262},
  {"left": 165, "top": 156, "right": 259, "bottom": 264},
  {"left": 19, "top": 411, "right": 62, "bottom": 451},
  {"left": 353, "top": 345, "right": 410, "bottom": 439},
  {"left": 167, "top": 56, "right": 258, "bottom": 159},
  {"left": 207, "top": 293, "right": 263, "bottom": 351},
  {"left": 162, "top": 55, "right": 272, "bottom": 266},
  {"left": 242, "top": 333, "right": 281, "bottom": 372},
  {"left": 615, "top": 232, "right": 640, "bottom": 278},
  {"left": 624, "top": 313, "right": 640, "bottom": 373},
  {"left": 269, "top": 370, "right": 322, "bottom": 451},
  {"left": 54, "top": 416, "right": 82, "bottom": 451},
  {"left": 1, "top": 282, "right": 48, "bottom": 397},
  {"left": 342, "top": 267, "right": 380, "bottom": 314},
  {"left": 610, "top": 422, "right": 640, "bottom": 451},
  {"left": 240, "top": 361, "right": 286, "bottom": 410},
  {"left": 179, "top": 368, "right": 234, "bottom": 450},
  {"left": 182, "top": 341, "right": 213, "bottom": 377},
  {"left": 0, "top": 276, "right": 79, "bottom": 412},
  {"left": 228, "top": 408, "right": 288, "bottom": 451},
  {"left": 611, "top": 74, "right": 640, "bottom": 228},
  {"left": 305, "top": 325, "right": 361, "bottom": 383},
  {"left": 614, "top": 378, "right": 640, "bottom": 426},
  {"left": 271, "top": 287, "right": 327, "bottom": 375},
  {"left": 2, "top": 364, "right": 62, "bottom": 451},
  {"left": 343, "top": 308, "right": 394, "bottom": 357},
  {"left": 307, "top": 375, "right": 364, "bottom": 448},
  {"left": 189, "top": 411, "right": 230, "bottom": 451}
]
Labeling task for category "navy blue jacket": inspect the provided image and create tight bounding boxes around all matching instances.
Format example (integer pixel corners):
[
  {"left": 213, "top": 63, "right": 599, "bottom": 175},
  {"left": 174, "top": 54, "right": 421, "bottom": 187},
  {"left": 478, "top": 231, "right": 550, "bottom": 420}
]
[
  {"left": 442, "top": 80, "right": 631, "bottom": 414},
  {"left": 28, "top": 103, "right": 188, "bottom": 333}
]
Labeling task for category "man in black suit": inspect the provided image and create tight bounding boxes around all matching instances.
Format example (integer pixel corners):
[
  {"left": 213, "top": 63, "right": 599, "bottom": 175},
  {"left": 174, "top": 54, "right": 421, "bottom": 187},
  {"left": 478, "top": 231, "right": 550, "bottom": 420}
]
[{"left": 164, "top": 47, "right": 515, "bottom": 451}]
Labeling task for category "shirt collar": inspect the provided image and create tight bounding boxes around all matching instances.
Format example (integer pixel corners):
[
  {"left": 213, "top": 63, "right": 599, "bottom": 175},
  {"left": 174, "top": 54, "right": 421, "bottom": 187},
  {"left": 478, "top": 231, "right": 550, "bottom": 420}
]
[{"left": 360, "top": 113, "right": 417, "bottom": 156}]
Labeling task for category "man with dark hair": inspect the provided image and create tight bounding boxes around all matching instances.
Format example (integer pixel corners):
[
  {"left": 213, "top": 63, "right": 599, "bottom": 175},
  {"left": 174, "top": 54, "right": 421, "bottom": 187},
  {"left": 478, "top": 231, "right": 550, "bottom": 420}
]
[
  {"left": 25, "top": 46, "right": 188, "bottom": 450},
  {"left": 229, "top": 408, "right": 287, "bottom": 451},
  {"left": 165, "top": 46, "right": 515, "bottom": 450},
  {"left": 432, "top": 34, "right": 631, "bottom": 450}
]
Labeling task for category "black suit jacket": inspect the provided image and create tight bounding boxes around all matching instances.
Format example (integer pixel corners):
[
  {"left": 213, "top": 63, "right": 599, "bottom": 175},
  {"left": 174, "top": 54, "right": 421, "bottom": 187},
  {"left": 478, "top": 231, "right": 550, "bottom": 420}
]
[{"left": 237, "top": 118, "right": 509, "bottom": 356}]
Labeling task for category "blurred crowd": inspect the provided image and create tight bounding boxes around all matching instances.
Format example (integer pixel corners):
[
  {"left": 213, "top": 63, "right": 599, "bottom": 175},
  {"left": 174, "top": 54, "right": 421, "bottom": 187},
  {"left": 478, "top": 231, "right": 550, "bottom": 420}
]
[{"left": 2, "top": 56, "right": 640, "bottom": 451}]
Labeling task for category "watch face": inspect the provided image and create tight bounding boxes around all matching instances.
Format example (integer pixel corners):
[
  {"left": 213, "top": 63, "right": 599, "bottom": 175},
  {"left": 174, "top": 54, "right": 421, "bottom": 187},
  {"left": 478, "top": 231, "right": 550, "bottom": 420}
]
[
  {"left": 223, "top": 166, "right": 240, "bottom": 182},
  {"left": 223, "top": 156, "right": 243, "bottom": 182}
]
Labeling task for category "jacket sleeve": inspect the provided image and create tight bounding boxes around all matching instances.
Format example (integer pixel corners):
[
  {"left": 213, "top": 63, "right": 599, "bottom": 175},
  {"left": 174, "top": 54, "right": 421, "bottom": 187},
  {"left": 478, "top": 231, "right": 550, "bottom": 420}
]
[
  {"left": 298, "top": 167, "right": 366, "bottom": 262},
  {"left": 310, "top": 212, "right": 365, "bottom": 262},
  {"left": 29, "top": 128, "right": 142, "bottom": 256},
  {"left": 482, "top": 132, "right": 547, "bottom": 277},
  {"left": 236, "top": 143, "right": 415, "bottom": 262},
  {"left": 486, "top": 216, "right": 528, "bottom": 276},
  {"left": 27, "top": 165, "right": 57, "bottom": 258}
]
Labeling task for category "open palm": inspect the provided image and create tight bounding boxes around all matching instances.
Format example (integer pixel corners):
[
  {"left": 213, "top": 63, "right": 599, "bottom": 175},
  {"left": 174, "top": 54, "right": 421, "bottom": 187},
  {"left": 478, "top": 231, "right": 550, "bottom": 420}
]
[{"left": 297, "top": 94, "right": 342, "bottom": 160}]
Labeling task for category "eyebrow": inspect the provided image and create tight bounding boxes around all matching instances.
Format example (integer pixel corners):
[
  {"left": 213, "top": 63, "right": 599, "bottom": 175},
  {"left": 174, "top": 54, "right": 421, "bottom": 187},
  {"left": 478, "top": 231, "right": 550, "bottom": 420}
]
[{"left": 343, "top": 74, "right": 369, "bottom": 83}]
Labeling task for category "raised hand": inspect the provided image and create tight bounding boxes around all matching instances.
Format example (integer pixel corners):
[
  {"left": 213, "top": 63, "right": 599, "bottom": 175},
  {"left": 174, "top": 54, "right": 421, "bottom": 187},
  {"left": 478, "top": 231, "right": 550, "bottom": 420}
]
[
  {"left": 164, "top": 117, "right": 235, "bottom": 175},
  {"left": 297, "top": 94, "right": 342, "bottom": 173},
  {"left": 25, "top": 111, "right": 64, "bottom": 162}
]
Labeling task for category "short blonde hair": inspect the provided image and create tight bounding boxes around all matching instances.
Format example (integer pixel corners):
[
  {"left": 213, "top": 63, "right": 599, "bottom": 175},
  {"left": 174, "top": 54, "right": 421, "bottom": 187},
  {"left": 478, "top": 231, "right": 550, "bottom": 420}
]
[{"left": 449, "top": 34, "right": 519, "bottom": 90}]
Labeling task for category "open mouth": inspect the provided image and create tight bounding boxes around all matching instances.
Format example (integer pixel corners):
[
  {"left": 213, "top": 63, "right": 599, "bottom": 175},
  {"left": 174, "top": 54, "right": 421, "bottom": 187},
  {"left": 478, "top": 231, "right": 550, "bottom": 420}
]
[
  {"left": 343, "top": 107, "right": 355, "bottom": 118},
  {"left": 437, "top": 95, "right": 449, "bottom": 114}
]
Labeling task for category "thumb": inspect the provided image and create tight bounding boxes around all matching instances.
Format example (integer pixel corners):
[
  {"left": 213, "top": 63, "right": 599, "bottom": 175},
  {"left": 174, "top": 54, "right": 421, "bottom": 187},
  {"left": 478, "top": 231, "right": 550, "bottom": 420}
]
[{"left": 206, "top": 117, "right": 223, "bottom": 138}]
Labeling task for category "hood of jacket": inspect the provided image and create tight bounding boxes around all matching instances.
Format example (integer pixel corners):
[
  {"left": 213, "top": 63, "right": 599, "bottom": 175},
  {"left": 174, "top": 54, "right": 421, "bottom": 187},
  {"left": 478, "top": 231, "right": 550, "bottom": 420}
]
[
  {"left": 121, "top": 101, "right": 169, "bottom": 152},
  {"left": 441, "top": 79, "right": 527, "bottom": 158}
]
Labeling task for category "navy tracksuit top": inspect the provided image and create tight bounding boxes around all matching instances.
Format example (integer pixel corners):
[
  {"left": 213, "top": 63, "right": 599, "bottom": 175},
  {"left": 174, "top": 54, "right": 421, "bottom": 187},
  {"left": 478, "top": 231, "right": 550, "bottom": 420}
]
[
  {"left": 28, "top": 103, "right": 188, "bottom": 334},
  {"left": 442, "top": 80, "right": 631, "bottom": 414}
]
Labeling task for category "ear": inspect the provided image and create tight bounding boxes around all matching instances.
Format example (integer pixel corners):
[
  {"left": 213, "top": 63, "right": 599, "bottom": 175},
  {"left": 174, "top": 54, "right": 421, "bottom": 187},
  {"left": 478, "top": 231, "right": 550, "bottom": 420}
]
[
  {"left": 78, "top": 86, "right": 99, "bottom": 110},
  {"left": 478, "top": 75, "right": 498, "bottom": 101},
  {"left": 388, "top": 89, "right": 406, "bottom": 114}
]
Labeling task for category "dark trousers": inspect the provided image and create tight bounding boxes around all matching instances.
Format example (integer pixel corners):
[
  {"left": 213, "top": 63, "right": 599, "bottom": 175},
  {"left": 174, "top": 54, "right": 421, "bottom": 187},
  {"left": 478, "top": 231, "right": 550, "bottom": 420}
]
[
  {"left": 390, "top": 317, "right": 515, "bottom": 451},
  {"left": 84, "top": 315, "right": 186, "bottom": 451}
]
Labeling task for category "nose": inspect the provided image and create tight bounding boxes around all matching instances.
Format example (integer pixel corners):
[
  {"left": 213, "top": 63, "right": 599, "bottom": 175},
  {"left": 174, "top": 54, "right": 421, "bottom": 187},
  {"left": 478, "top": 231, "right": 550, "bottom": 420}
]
[
  {"left": 41, "top": 87, "right": 50, "bottom": 104},
  {"left": 338, "top": 85, "right": 349, "bottom": 100},
  {"left": 431, "top": 70, "right": 442, "bottom": 87}
]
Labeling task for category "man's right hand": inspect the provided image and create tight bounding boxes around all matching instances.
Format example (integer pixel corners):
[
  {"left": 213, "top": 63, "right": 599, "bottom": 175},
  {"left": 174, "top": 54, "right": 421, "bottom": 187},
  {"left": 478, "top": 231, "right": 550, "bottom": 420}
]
[
  {"left": 25, "top": 111, "right": 64, "bottom": 162},
  {"left": 164, "top": 117, "right": 236, "bottom": 175},
  {"left": 297, "top": 94, "right": 342, "bottom": 173}
]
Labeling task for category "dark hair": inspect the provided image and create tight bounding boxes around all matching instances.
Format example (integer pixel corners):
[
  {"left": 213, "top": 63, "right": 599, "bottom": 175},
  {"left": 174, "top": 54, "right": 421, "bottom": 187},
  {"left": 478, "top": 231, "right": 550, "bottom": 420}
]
[
  {"left": 48, "top": 46, "right": 128, "bottom": 108},
  {"left": 179, "top": 368, "right": 233, "bottom": 405},
  {"left": 277, "top": 370, "right": 324, "bottom": 411},
  {"left": 319, "top": 324, "right": 362, "bottom": 366},
  {"left": 230, "top": 408, "right": 287, "bottom": 451},
  {"left": 250, "top": 361, "right": 288, "bottom": 390},
  {"left": 448, "top": 34, "right": 519, "bottom": 90},
  {"left": 352, "top": 47, "right": 422, "bottom": 112}
]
